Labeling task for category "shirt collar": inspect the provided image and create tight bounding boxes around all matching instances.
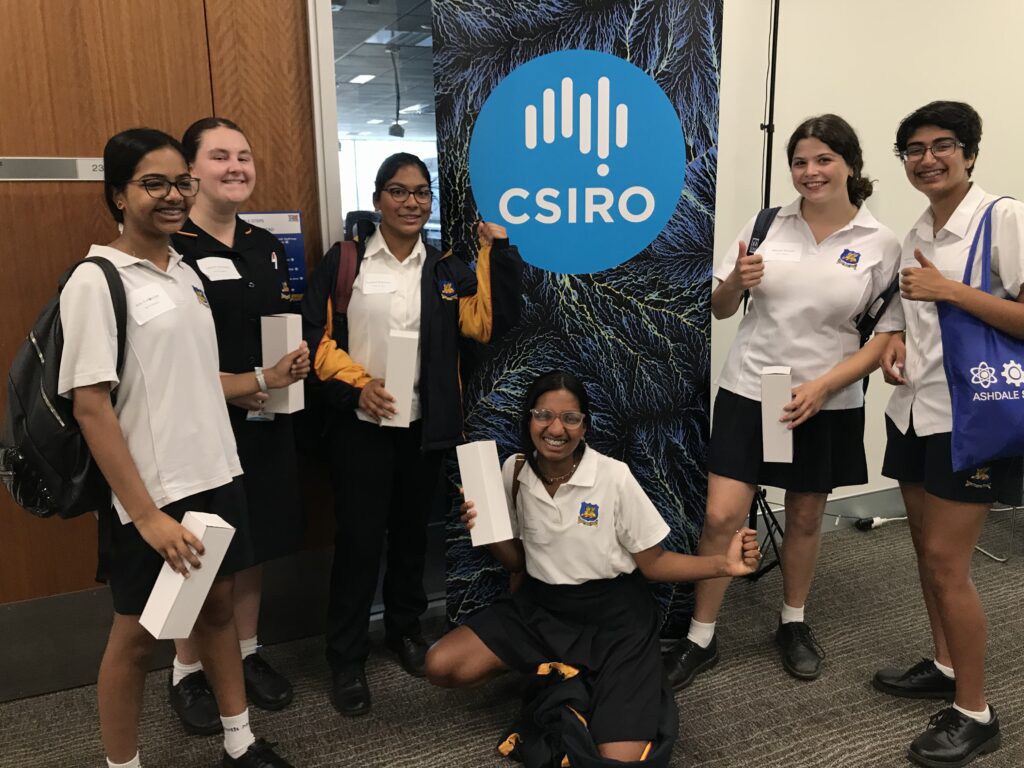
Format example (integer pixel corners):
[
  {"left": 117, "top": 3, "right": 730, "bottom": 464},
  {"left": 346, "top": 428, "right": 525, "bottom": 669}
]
[
  {"left": 778, "top": 197, "right": 880, "bottom": 232},
  {"left": 521, "top": 444, "right": 598, "bottom": 491},
  {"left": 178, "top": 216, "right": 252, "bottom": 254},
  {"left": 364, "top": 228, "right": 426, "bottom": 265},
  {"left": 913, "top": 183, "right": 987, "bottom": 241},
  {"left": 86, "top": 243, "right": 183, "bottom": 272}
]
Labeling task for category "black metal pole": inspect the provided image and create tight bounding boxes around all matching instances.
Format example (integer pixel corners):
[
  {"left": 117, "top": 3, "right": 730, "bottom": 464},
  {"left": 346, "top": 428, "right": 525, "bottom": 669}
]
[{"left": 760, "top": 0, "right": 781, "bottom": 209}]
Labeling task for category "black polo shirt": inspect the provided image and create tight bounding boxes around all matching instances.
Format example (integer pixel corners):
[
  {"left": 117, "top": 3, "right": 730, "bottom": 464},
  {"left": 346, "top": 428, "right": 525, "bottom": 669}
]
[{"left": 173, "top": 217, "right": 295, "bottom": 374}]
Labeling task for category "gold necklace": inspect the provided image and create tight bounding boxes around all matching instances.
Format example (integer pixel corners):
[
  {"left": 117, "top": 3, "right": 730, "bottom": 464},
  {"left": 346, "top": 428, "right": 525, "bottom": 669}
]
[{"left": 540, "top": 462, "right": 577, "bottom": 485}]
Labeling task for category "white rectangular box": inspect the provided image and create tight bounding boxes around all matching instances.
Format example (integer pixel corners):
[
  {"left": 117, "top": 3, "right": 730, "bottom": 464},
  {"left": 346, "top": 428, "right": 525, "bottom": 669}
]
[
  {"left": 382, "top": 330, "right": 419, "bottom": 429},
  {"left": 457, "top": 440, "right": 514, "bottom": 547},
  {"left": 139, "top": 512, "right": 236, "bottom": 640},
  {"left": 261, "top": 314, "right": 304, "bottom": 414},
  {"left": 761, "top": 366, "right": 793, "bottom": 464}
]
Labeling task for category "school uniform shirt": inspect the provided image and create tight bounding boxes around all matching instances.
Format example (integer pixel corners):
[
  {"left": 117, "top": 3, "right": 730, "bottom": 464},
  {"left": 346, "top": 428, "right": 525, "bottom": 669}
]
[
  {"left": 886, "top": 185, "right": 1024, "bottom": 436},
  {"left": 714, "top": 199, "right": 902, "bottom": 410},
  {"left": 57, "top": 245, "right": 241, "bottom": 525},
  {"left": 173, "top": 218, "right": 293, "bottom": 373},
  {"left": 503, "top": 448, "right": 670, "bottom": 586},
  {"left": 347, "top": 228, "right": 426, "bottom": 424}
]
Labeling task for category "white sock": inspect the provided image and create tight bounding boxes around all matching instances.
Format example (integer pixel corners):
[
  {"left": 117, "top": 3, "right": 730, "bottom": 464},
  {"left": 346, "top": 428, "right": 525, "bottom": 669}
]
[
  {"left": 953, "top": 703, "right": 992, "bottom": 724},
  {"left": 934, "top": 660, "right": 956, "bottom": 679},
  {"left": 780, "top": 603, "right": 805, "bottom": 624},
  {"left": 222, "top": 709, "right": 255, "bottom": 759},
  {"left": 239, "top": 635, "right": 259, "bottom": 660},
  {"left": 172, "top": 656, "right": 203, "bottom": 686},
  {"left": 686, "top": 619, "right": 716, "bottom": 649},
  {"left": 107, "top": 753, "right": 141, "bottom": 768}
]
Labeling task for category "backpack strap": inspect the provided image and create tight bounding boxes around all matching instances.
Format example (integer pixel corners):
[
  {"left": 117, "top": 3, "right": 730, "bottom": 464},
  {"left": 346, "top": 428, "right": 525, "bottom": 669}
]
[
  {"left": 742, "top": 206, "right": 781, "bottom": 311},
  {"left": 332, "top": 240, "right": 360, "bottom": 315},
  {"left": 61, "top": 256, "right": 128, "bottom": 375},
  {"left": 511, "top": 454, "right": 527, "bottom": 509},
  {"left": 856, "top": 277, "right": 900, "bottom": 346}
]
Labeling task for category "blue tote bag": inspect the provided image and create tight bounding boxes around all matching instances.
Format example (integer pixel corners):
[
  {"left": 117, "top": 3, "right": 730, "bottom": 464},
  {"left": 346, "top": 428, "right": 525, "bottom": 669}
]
[{"left": 938, "top": 196, "right": 1024, "bottom": 471}]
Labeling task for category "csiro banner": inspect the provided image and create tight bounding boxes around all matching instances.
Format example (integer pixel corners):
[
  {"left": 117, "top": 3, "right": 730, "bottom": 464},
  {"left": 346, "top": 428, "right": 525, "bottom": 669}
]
[{"left": 435, "top": 0, "right": 722, "bottom": 638}]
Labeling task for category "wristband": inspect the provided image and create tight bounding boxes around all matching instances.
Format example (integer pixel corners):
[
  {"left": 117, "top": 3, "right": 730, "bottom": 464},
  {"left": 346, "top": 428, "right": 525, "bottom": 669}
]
[{"left": 254, "top": 366, "right": 268, "bottom": 393}]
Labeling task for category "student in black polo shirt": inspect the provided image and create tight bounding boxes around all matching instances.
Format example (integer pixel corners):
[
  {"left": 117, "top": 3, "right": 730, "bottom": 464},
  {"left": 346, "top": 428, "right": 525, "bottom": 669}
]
[{"left": 168, "top": 118, "right": 302, "bottom": 734}]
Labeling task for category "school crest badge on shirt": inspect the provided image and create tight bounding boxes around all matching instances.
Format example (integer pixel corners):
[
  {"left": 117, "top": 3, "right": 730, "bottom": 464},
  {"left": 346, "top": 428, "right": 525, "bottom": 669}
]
[
  {"left": 577, "top": 502, "right": 599, "bottom": 527},
  {"left": 192, "top": 286, "right": 210, "bottom": 308},
  {"left": 438, "top": 279, "right": 458, "bottom": 301},
  {"left": 837, "top": 249, "right": 861, "bottom": 269}
]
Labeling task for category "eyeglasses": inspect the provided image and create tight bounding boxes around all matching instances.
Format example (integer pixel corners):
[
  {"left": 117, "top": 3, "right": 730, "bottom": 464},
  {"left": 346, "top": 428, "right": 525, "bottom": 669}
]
[
  {"left": 530, "top": 408, "right": 585, "bottom": 427},
  {"left": 384, "top": 185, "right": 433, "bottom": 204},
  {"left": 896, "top": 138, "right": 964, "bottom": 163},
  {"left": 127, "top": 176, "right": 201, "bottom": 198}
]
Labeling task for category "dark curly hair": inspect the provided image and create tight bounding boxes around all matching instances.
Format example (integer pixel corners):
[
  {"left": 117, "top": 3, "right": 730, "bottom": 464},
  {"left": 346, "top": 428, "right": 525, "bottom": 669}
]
[{"left": 786, "top": 114, "right": 874, "bottom": 205}]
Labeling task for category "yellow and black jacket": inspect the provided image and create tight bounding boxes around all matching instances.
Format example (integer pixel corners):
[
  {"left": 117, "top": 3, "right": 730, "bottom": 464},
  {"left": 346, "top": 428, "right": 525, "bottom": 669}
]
[{"left": 300, "top": 228, "right": 523, "bottom": 450}]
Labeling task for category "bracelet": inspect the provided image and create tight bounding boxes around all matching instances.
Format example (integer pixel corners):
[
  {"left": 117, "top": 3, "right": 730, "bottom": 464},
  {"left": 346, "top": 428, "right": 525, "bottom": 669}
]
[{"left": 254, "top": 366, "right": 268, "bottom": 393}]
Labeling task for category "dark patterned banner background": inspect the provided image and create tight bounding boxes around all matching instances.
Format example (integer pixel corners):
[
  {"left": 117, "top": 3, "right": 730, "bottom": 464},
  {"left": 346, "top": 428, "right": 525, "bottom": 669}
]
[{"left": 433, "top": 0, "right": 723, "bottom": 637}]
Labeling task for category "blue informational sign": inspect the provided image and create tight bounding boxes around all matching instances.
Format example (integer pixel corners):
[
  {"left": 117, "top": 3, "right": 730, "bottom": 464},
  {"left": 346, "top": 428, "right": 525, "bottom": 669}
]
[
  {"left": 237, "top": 211, "right": 308, "bottom": 298},
  {"left": 469, "top": 49, "right": 686, "bottom": 274}
]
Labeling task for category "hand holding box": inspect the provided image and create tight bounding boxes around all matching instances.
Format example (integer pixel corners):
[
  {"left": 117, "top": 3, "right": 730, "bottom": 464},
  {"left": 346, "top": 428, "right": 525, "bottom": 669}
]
[
  {"left": 261, "top": 314, "right": 304, "bottom": 414},
  {"left": 761, "top": 366, "right": 793, "bottom": 463},
  {"left": 457, "top": 440, "right": 514, "bottom": 546},
  {"left": 139, "top": 512, "right": 235, "bottom": 640}
]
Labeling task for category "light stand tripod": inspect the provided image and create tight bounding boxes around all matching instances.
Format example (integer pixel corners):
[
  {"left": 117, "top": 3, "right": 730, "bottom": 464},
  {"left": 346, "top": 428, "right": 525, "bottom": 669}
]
[{"left": 745, "top": 487, "right": 783, "bottom": 581}]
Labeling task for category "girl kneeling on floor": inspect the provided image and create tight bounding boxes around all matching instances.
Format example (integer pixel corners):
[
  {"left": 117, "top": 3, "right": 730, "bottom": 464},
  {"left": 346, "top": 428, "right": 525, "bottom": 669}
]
[{"left": 425, "top": 370, "right": 760, "bottom": 763}]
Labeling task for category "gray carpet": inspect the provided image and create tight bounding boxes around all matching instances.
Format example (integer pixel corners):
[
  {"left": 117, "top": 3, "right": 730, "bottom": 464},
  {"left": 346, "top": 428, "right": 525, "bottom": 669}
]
[{"left": 3, "top": 516, "right": 1022, "bottom": 767}]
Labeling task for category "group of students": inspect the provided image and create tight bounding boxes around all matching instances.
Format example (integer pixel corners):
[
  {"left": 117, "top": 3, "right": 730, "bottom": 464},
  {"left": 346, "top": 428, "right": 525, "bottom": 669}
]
[{"left": 54, "top": 98, "right": 1023, "bottom": 768}]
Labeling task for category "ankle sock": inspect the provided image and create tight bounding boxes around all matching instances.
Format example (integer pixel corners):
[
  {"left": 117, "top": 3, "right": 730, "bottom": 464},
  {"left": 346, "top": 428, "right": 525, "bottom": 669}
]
[
  {"left": 107, "top": 753, "right": 141, "bottom": 768},
  {"left": 686, "top": 619, "right": 716, "bottom": 649},
  {"left": 780, "top": 603, "right": 805, "bottom": 624},
  {"left": 239, "top": 635, "right": 259, "bottom": 660},
  {"left": 953, "top": 703, "right": 992, "bottom": 724},
  {"left": 934, "top": 660, "right": 956, "bottom": 679},
  {"left": 172, "top": 656, "right": 203, "bottom": 686},
  {"left": 222, "top": 709, "right": 255, "bottom": 758}
]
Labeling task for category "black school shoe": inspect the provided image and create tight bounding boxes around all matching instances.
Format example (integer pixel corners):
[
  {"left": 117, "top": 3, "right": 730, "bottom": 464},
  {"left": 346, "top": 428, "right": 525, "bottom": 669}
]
[
  {"left": 385, "top": 634, "right": 429, "bottom": 677},
  {"left": 663, "top": 636, "right": 719, "bottom": 690},
  {"left": 331, "top": 666, "right": 371, "bottom": 716},
  {"left": 168, "top": 670, "right": 221, "bottom": 736},
  {"left": 222, "top": 739, "right": 294, "bottom": 767},
  {"left": 873, "top": 659, "right": 957, "bottom": 700},
  {"left": 908, "top": 706, "right": 1000, "bottom": 768},
  {"left": 243, "top": 653, "right": 294, "bottom": 710},
  {"left": 774, "top": 620, "right": 824, "bottom": 680}
]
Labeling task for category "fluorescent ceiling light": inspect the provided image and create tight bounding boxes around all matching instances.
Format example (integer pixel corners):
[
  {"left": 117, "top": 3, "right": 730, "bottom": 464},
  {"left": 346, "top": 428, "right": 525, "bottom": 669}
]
[
  {"left": 397, "top": 120, "right": 409, "bottom": 125},
  {"left": 349, "top": 74, "right": 375, "bottom": 84},
  {"left": 366, "top": 119, "right": 384, "bottom": 125},
  {"left": 398, "top": 104, "right": 423, "bottom": 114}
]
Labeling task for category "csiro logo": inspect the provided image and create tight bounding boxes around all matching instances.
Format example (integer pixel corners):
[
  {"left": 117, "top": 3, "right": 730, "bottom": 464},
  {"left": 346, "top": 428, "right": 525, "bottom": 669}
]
[{"left": 469, "top": 50, "right": 686, "bottom": 274}]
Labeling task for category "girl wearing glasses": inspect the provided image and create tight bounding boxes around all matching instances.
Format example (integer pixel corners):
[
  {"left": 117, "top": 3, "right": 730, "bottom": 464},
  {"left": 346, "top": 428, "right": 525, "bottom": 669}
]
[
  {"left": 875, "top": 101, "right": 1024, "bottom": 767},
  {"left": 165, "top": 118, "right": 309, "bottom": 735},
  {"left": 663, "top": 115, "right": 902, "bottom": 689},
  {"left": 58, "top": 129, "right": 300, "bottom": 768},
  {"left": 425, "top": 370, "right": 761, "bottom": 763},
  {"left": 302, "top": 152, "right": 523, "bottom": 716}
]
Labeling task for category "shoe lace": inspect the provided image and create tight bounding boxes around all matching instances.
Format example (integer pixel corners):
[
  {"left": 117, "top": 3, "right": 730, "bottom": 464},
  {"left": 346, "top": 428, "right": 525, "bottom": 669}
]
[
  {"left": 678, "top": 640, "right": 705, "bottom": 662},
  {"left": 178, "top": 672, "right": 212, "bottom": 700},
  {"left": 246, "top": 654, "right": 275, "bottom": 678},
  {"left": 926, "top": 707, "right": 965, "bottom": 735},
  {"left": 788, "top": 623, "right": 826, "bottom": 659}
]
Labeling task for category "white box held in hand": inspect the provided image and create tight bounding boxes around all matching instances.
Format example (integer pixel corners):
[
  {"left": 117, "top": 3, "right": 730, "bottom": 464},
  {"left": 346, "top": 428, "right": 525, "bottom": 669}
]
[
  {"left": 761, "top": 366, "right": 793, "bottom": 464},
  {"left": 261, "top": 313, "right": 304, "bottom": 414},
  {"left": 457, "top": 440, "right": 514, "bottom": 547},
  {"left": 382, "top": 330, "right": 419, "bottom": 429},
  {"left": 139, "top": 512, "right": 235, "bottom": 640}
]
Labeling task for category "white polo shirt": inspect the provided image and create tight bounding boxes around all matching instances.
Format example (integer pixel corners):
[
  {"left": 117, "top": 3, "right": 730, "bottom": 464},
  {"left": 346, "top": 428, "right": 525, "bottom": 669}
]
[
  {"left": 714, "top": 199, "right": 902, "bottom": 410},
  {"left": 503, "top": 448, "right": 670, "bottom": 586},
  {"left": 886, "top": 185, "right": 1024, "bottom": 436},
  {"left": 58, "top": 244, "right": 242, "bottom": 524},
  {"left": 348, "top": 229, "right": 426, "bottom": 424}
]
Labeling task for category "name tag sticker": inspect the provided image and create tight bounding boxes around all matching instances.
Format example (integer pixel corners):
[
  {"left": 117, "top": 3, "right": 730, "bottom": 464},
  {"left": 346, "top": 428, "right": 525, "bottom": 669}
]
[
  {"left": 361, "top": 273, "right": 397, "bottom": 295},
  {"left": 128, "top": 283, "right": 176, "bottom": 326},
  {"left": 195, "top": 257, "right": 242, "bottom": 281},
  {"left": 759, "top": 242, "right": 802, "bottom": 262}
]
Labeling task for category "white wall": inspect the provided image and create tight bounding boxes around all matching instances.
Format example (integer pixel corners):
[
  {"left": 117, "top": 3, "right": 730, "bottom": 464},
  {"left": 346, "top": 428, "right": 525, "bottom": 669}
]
[{"left": 715, "top": 0, "right": 1024, "bottom": 500}]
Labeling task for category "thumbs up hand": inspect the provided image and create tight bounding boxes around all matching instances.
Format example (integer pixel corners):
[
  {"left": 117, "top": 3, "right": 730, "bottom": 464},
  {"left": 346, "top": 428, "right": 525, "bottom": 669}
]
[{"left": 900, "top": 248, "right": 954, "bottom": 302}]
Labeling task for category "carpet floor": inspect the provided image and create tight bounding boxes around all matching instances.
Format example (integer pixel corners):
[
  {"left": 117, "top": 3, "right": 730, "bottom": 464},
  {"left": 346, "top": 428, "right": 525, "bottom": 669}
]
[{"left": 2, "top": 515, "right": 1022, "bottom": 767}]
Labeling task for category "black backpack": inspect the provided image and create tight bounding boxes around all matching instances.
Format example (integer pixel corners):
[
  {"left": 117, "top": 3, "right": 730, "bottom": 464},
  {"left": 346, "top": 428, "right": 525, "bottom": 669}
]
[{"left": 0, "top": 257, "right": 127, "bottom": 518}]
